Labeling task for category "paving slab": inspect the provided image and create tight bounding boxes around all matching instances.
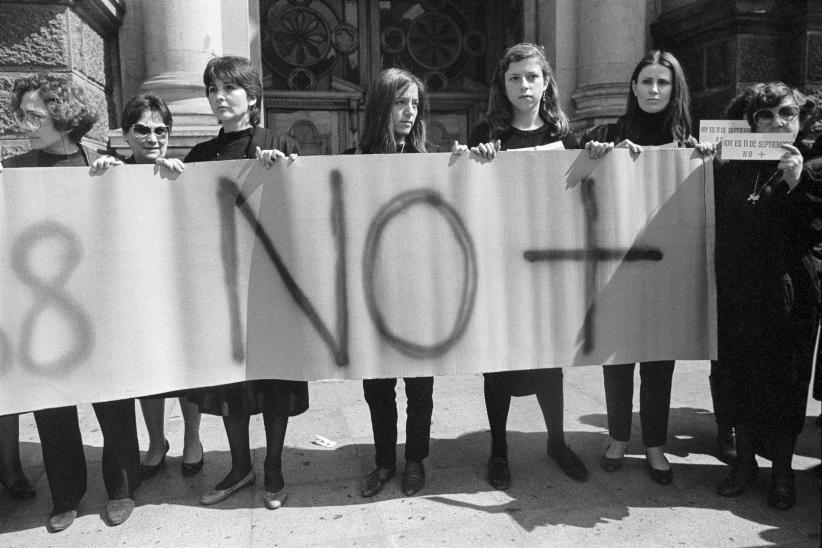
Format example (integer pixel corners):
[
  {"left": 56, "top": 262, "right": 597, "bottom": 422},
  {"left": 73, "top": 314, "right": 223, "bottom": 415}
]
[{"left": 0, "top": 361, "right": 819, "bottom": 546}]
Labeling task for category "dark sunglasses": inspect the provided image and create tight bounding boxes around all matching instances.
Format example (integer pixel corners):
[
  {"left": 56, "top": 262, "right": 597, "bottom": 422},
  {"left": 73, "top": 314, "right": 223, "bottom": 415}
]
[
  {"left": 132, "top": 124, "right": 169, "bottom": 137},
  {"left": 753, "top": 105, "right": 800, "bottom": 125}
]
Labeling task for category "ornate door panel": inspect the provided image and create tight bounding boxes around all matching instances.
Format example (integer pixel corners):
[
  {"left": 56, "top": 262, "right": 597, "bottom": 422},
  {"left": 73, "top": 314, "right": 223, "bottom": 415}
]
[{"left": 260, "top": 0, "right": 524, "bottom": 154}]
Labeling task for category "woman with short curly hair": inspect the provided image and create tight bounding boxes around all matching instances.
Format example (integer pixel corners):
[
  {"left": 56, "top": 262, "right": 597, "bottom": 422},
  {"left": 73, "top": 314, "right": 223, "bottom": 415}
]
[{"left": 2, "top": 73, "right": 141, "bottom": 532}]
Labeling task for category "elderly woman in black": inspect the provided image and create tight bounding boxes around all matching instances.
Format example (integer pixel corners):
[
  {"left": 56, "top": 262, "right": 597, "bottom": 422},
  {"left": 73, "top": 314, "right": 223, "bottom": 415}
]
[
  {"left": 714, "top": 82, "right": 820, "bottom": 510},
  {"left": 2, "top": 73, "right": 141, "bottom": 531}
]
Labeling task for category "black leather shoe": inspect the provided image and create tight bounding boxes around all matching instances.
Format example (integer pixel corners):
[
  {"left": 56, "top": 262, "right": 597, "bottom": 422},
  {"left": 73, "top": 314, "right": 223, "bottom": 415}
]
[
  {"left": 768, "top": 471, "right": 795, "bottom": 510},
  {"left": 181, "top": 442, "right": 204, "bottom": 477},
  {"left": 600, "top": 444, "right": 624, "bottom": 473},
  {"left": 716, "top": 426, "right": 737, "bottom": 463},
  {"left": 3, "top": 476, "right": 35, "bottom": 500},
  {"left": 487, "top": 456, "right": 511, "bottom": 490},
  {"left": 717, "top": 460, "right": 758, "bottom": 497},
  {"left": 360, "top": 466, "right": 396, "bottom": 498},
  {"left": 646, "top": 461, "right": 673, "bottom": 485},
  {"left": 548, "top": 444, "right": 589, "bottom": 482},
  {"left": 402, "top": 461, "right": 426, "bottom": 496},
  {"left": 140, "top": 439, "right": 169, "bottom": 479}
]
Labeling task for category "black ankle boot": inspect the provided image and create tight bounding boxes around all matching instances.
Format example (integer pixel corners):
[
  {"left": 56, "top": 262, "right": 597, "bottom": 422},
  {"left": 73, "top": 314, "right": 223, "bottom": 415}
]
[
  {"left": 769, "top": 435, "right": 797, "bottom": 510},
  {"left": 717, "top": 459, "right": 758, "bottom": 497},
  {"left": 768, "top": 470, "right": 795, "bottom": 510},
  {"left": 715, "top": 424, "right": 737, "bottom": 463}
]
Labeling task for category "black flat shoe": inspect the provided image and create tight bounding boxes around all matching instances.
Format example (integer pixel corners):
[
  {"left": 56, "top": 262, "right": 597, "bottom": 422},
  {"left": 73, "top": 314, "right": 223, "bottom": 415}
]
[
  {"left": 548, "top": 444, "right": 589, "bottom": 482},
  {"left": 716, "top": 427, "right": 737, "bottom": 463},
  {"left": 600, "top": 444, "right": 624, "bottom": 473},
  {"left": 360, "top": 466, "right": 396, "bottom": 498},
  {"left": 140, "top": 439, "right": 169, "bottom": 480},
  {"left": 487, "top": 456, "right": 511, "bottom": 490},
  {"left": 646, "top": 461, "right": 673, "bottom": 485},
  {"left": 3, "top": 477, "right": 35, "bottom": 500},
  {"left": 402, "top": 461, "right": 426, "bottom": 496},
  {"left": 181, "top": 442, "right": 204, "bottom": 477},
  {"left": 768, "top": 471, "right": 795, "bottom": 510},
  {"left": 717, "top": 460, "right": 758, "bottom": 497}
]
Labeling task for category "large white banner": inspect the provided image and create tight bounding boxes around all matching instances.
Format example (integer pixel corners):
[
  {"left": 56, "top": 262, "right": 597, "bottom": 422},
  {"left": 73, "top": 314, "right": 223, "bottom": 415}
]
[{"left": 0, "top": 149, "right": 715, "bottom": 414}]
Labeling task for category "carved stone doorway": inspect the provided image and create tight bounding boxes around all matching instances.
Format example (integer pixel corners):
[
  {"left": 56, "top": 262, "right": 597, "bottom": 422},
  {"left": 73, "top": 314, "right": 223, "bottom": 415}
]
[{"left": 259, "top": 0, "right": 525, "bottom": 154}]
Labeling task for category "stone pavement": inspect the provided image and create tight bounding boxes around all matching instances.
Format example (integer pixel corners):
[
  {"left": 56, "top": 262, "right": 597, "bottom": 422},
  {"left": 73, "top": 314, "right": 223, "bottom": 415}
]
[{"left": 0, "top": 361, "right": 819, "bottom": 547}]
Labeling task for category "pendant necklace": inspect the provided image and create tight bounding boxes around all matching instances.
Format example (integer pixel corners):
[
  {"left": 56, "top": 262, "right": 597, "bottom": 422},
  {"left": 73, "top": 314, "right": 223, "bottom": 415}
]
[{"left": 747, "top": 167, "right": 780, "bottom": 203}]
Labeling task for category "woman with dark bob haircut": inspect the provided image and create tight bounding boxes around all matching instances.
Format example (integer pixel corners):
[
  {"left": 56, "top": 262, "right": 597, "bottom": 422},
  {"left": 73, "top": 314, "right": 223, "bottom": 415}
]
[
  {"left": 713, "top": 82, "right": 821, "bottom": 510},
  {"left": 580, "top": 50, "right": 713, "bottom": 487},
  {"left": 91, "top": 94, "right": 185, "bottom": 173},
  {"left": 2, "top": 73, "right": 141, "bottom": 532},
  {"left": 183, "top": 55, "right": 305, "bottom": 511}
]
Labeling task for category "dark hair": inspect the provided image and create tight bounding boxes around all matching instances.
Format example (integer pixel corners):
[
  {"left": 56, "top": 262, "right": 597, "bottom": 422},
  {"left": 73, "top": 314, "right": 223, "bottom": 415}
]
[
  {"left": 359, "top": 68, "right": 429, "bottom": 154},
  {"left": 121, "top": 94, "right": 173, "bottom": 134},
  {"left": 11, "top": 73, "right": 99, "bottom": 143},
  {"left": 619, "top": 50, "right": 692, "bottom": 143},
  {"left": 744, "top": 82, "right": 817, "bottom": 129},
  {"left": 203, "top": 56, "right": 263, "bottom": 126},
  {"left": 485, "top": 43, "right": 570, "bottom": 141},
  {"left": 723, "top": 84, "right": 763, "bottom": 120}
]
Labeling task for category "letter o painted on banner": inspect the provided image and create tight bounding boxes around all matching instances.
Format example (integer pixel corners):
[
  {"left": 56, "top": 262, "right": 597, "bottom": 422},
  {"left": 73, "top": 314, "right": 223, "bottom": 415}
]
[{"left": 362, "top": 189, "right": 477, "bottom": 358}]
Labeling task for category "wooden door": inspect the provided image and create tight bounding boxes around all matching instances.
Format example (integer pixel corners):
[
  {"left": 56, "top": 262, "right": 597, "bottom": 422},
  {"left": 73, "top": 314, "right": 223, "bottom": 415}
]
[{"left": 259, "top": 0, "right": 525, "bottom": 154}]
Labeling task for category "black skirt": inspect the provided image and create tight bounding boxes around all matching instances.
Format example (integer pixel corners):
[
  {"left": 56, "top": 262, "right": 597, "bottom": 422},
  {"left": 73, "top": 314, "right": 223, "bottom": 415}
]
[{"left": 187, "top": 380, "right": 309, "bottom": 417}]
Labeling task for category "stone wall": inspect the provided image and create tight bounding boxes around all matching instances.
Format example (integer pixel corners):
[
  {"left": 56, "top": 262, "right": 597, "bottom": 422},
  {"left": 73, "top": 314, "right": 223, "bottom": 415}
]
[
  {"left": 652, "top": 0, "right": 820, "bottom": 125},
  {"left": 0, "top": 0, "right": 123, "bottom": 161}
]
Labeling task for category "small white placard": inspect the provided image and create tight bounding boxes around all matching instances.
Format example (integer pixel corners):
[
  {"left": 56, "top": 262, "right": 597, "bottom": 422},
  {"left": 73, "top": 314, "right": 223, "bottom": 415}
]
[
  {"left": 699, "top": 120, "right": 750, "bottom": 143},
  {"left": 719, "top": 133, "right": 795, "bottom": 161}
]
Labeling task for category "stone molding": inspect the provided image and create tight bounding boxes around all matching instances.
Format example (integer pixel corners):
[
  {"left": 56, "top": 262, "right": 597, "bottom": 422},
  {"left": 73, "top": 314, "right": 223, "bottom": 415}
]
[{"left": 571, "top": 83, "right": 630, "bottom": 128}]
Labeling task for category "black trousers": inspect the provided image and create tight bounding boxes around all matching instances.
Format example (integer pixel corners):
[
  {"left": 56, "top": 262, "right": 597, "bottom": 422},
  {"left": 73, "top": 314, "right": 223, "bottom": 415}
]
[
  {"left": 709, "top": 359, "right": 733, "bottom": 428},
  {"left": 363, "top": 377, "right": 433, "bottom": 468},
  {"left": 34, "top": 399, "right": 140, "bottom": 514},
  {"left": 603, "top": 361, "right": 674, "bottom": 447}
]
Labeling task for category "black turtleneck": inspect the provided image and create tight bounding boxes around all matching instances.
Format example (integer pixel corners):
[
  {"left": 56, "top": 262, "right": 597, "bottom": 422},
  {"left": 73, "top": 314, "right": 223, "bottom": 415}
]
[{"left": 616, "top": 109, "right": 672, "bottom": 147}]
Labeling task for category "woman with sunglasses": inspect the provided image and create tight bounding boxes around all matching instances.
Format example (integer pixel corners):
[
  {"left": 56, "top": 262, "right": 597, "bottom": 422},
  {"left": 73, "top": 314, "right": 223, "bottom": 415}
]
[
  {"left": 92, "top": 95, "right": 208, "bottom": 481},
  {"left": 714, "top": 82, "right": 820, "bottom": 510},
  {"left": 91, "top": 95, "right": 184, "bottom": 173}
]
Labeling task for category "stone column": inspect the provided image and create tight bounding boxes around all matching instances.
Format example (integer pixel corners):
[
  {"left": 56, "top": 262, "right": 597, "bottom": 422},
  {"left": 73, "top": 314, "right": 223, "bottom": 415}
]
[
  {"left": 537, "top": 0, "right": 579, "bottom": 125},
  {"left": 110, "top": 0, "right": 223, "bottom": 157},
  {"left": 570, "top": 0, "right": 648, "bottom": 131}
]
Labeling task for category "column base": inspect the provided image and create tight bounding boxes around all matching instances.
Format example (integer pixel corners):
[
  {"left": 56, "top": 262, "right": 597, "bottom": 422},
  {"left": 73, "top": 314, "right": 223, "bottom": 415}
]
[{"left": 571, "top": 82, "right": 630, "bottom": 131}]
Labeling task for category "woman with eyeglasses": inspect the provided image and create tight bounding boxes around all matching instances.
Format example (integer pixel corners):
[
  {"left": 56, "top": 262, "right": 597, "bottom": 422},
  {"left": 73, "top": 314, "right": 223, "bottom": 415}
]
[
  {"left": 2, "top": 73, "right": 141, "bottom": 531},
  {"left": 91, "top": 94, "right": 184, "bottom": 173},
  {"left": 91, "top": 95, "right": 206, "bottom": 481},
  {"left": 713, "top": 82, "right": 820, "bottom": 510}
]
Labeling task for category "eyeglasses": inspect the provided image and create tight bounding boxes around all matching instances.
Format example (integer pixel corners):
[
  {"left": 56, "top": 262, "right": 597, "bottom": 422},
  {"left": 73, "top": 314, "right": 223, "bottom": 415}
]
[
  {"left": 132, "top": 124, "right": 169, "bottom": 138},
  {"left": 753, "top": 105, "right": 800, "bottom": 125},
  {"left": 14, "top": 110, "right": 46, "bottom": 130}
]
